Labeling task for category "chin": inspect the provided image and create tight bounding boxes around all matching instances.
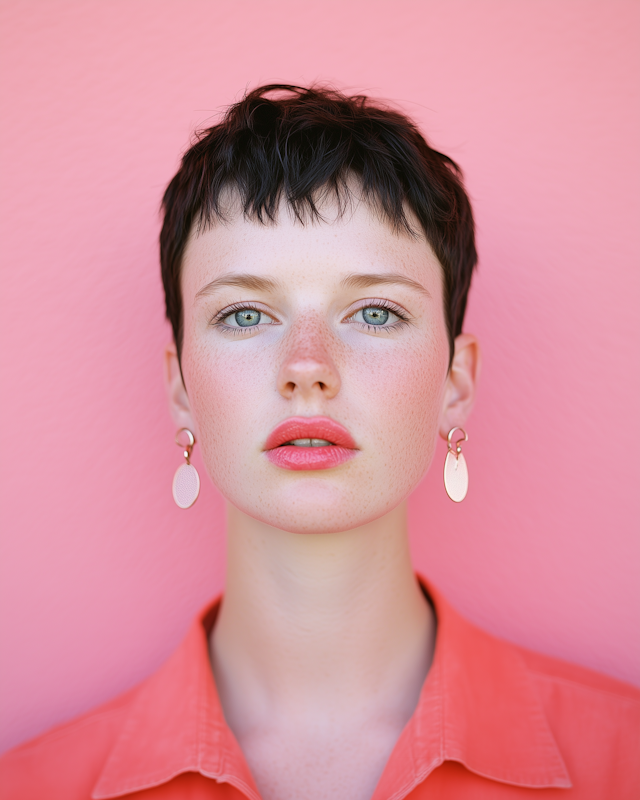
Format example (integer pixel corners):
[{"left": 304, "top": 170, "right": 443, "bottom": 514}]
[
  {"left": 246, "top": 511, "right": 375, "bottom": 535},
  {"left": 236, "top": 480, "right": 396, "bottom": 535}
]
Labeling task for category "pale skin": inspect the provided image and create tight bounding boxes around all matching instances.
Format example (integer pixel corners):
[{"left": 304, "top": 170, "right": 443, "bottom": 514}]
[{"left": 165, "top": 190, "right": 480, "bottom": 800}]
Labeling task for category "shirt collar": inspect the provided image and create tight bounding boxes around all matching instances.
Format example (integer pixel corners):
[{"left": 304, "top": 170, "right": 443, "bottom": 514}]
[
  {"left": 93, "top": 577, "right": 571, "bottom": 799},
  {"left": 371, "top": 577, "right": 571, "bottom": 798},
  {"left": 92, "top": 601, "right": 261, "bottom": 800}
]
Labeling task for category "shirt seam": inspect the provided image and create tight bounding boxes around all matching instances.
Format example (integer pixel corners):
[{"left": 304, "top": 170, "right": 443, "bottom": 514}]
[
  {"left": 7, "top": 706, "right": 128, "bottom": 753},
  {"left": 528, "top": 670, "right": 640, "bottom": 705},
  {"left": 445, "top": 757, "right": 572, "bottom": 789},
  {"left": 92, "top": 764, "right": 208, "bottom": 798},
  {"left": 93, "top": 767, "right": 263, "bottom": 800}
]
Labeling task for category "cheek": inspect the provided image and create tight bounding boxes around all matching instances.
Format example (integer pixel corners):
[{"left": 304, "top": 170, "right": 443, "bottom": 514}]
[
  {"left": 351, "top": 335, "right": 448, "bottom": 488},
  {"left": 181, "top": 339, "right": 276, "bottom": 476}
]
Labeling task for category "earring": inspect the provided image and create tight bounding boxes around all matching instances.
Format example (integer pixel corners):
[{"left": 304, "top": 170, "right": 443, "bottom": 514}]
[
  {"left": 444, "top": 427, "right": 469, "bottom": 503},
  {"left": 172, "top": 428, "right": 200, "bottom": 509}
]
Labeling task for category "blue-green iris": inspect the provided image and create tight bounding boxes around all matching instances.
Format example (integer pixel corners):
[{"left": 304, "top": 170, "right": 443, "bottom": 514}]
[
  {"left": 235, "top": 310, "right": 261, "bottom": 327},
  {"left": 362, "top": 307, "right": 389, "bottom": 325}
]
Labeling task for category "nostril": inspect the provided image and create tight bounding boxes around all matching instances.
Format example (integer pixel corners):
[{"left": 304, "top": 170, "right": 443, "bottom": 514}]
[{"left": 276, "top": 355, "right": 341, "bottom": 400}]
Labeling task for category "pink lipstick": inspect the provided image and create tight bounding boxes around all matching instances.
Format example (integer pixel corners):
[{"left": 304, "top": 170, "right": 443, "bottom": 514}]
[{"left": 264, "top": 416, "right": 358, "bottom": 471}]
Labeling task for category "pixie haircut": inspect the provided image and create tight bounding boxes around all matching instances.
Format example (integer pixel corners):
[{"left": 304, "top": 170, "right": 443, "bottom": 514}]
[{"left": 160, "top": 84, "right": 477, "bottom": 362}]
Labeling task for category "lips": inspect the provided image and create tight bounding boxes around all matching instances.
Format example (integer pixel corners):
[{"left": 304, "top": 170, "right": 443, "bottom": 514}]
[{"left": 264, "top": 416, "right": 358, "bottom": 471}]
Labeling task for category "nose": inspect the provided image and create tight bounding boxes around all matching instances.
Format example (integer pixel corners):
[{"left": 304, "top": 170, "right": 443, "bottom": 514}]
[{"left": 276, "top": 319, "right": 341, "bottom": 401}]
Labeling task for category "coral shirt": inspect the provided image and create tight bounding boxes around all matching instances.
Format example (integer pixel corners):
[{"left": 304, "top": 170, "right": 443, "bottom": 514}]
[{"left": 1, "top": 578, "right": 639, "bottom": 799}]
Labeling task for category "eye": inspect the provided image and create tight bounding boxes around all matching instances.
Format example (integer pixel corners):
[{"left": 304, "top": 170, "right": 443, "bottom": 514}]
[
  {"left": 222, "top": 308, "right": 275, "bottom": 328},
  {"left": 351, "top": 306, "right": 400, "bottom": 326}
]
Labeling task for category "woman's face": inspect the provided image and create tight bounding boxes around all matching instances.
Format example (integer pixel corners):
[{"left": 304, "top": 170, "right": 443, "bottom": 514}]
[{"left": 168, "top": 194, "right": 475, "bottom": 534}]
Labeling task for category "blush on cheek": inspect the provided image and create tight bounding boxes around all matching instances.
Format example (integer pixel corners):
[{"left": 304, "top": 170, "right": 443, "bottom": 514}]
[
  {"left": 182, "top": 343, "right": 276, "bottom": 484},
  {"left": 369, "top": 340, "right": 447, "bottom": 486}
]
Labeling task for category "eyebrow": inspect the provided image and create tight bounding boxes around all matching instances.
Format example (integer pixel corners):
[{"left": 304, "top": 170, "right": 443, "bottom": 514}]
[
  {"left": 194, "top": 271, "right": 431, "bottom": 301},
  {"left": 340, "top": 273, "right": 431, "bottom": 297},
  {"left": 195, "top": 274, "right": 282, "bottom": 300}
]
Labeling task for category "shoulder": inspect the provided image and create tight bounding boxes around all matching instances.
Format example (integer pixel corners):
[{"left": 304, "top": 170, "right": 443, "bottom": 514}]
[
  {"left": 425, "top": 578, "right": 640, "bottom": 793},
  {"left": 0, "top": 687, "right": 138, "bottom": 800},
  {"left": 518, "top": 644, "right": 640, "bottom": 704},
  {"left": 516, "top": 643, "right": 640, "bottom": 794},
  {"left": 518, "top": 642, "right": 640, "bottom": 716}
]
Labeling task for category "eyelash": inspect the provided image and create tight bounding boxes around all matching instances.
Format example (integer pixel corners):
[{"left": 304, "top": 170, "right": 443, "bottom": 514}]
[
  {"left": 210, "top": 302, "right": 273, "bottom": 336},
  {"left": 347, "top": 299, "right": 410, "bottom": 334},
  {"left": 210, "top": 299, "right": 411, "bottom": 336}
]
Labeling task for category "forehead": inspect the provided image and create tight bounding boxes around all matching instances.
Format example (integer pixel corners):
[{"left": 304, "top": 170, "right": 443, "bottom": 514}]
[{"left": 181, "top": 192, "right": 444, "bottom": 298}]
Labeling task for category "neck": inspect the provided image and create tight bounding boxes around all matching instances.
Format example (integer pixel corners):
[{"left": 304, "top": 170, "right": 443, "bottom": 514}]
[{"left": 210, "top": 501, "right": 436, "bottom": 735}]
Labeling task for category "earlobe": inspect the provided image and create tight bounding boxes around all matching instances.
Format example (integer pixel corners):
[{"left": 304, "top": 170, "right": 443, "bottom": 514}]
[
  {"left": 164, "top": 343, "right": 196, "bottom": 432},
  {"left": 439, "top": 333, "right": 481, "bottom": 439}
]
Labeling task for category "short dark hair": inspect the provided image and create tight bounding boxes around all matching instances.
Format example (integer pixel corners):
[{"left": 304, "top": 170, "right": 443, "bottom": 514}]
[{"left": 160, "top": 84, "right": 477, "bottom": 361}]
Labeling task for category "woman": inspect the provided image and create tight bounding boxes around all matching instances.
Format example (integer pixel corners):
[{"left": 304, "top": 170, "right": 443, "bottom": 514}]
[{"left": 1, "top": 85, "right": 638, "bottom": 799}]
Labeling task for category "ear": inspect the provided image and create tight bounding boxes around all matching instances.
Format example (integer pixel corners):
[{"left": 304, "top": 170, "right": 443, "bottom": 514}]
[
  {"left": 439, "top": 333, "right": 481, "bottom": 439},
  {"left": 164, "top": 342, "right": 197, "bottom": 433}
]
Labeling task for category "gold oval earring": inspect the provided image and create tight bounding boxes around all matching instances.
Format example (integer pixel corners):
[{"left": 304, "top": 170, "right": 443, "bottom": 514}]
[
  {"left": 172, "top": 428, "right": 200, "bottom": 509},
  {"left": 444, "top": 427, "right": 469, "bottom": 503}
]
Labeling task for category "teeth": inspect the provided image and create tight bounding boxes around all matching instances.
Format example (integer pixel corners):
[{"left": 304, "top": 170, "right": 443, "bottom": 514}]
[{"left": 287, "top": 438, "right": 334, "bottom": 447}]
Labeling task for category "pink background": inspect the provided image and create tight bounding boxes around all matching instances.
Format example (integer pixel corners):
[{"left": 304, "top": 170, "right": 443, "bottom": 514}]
[{"left": 1, "top": 0, "right": 639, "bottom": 755}]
